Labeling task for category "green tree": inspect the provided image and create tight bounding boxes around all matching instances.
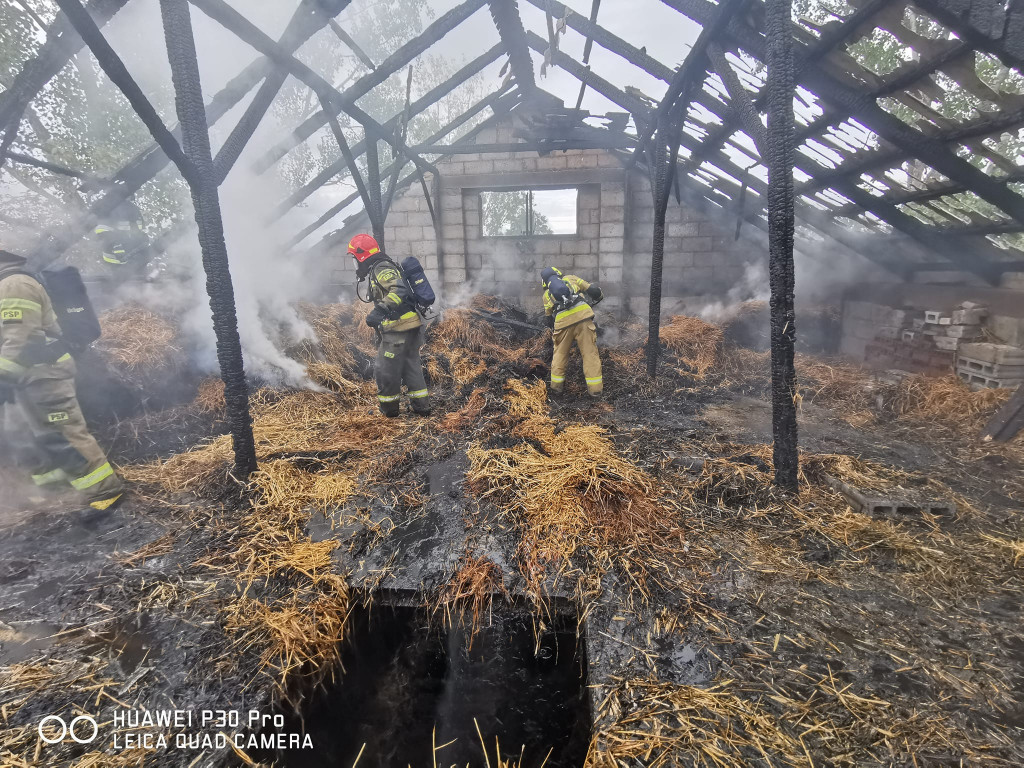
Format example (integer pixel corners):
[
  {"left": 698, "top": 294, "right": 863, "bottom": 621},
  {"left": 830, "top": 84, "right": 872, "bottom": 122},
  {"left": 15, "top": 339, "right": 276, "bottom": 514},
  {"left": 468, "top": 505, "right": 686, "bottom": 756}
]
[{"left": 481, "top": 190, "right": 553, "bottom": 236}]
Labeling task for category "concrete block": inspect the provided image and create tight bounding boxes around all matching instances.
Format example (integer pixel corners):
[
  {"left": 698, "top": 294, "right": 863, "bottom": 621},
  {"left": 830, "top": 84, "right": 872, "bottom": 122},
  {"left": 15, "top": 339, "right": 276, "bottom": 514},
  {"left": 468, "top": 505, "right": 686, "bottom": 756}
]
[
  {"left": 574, "top": 254, "right": 598, "bottom": 269},
  {"left": 945, "top": 324, "right": 983, "bottom": 339},
  {"left": 934, "top": 336, "right": 959, "bottom": 351},
  {"left": 600, "top": 222, "right": 625, "bottom": 238},
  {"left": 601, "top": 206, "right": 624, "bottom": 223},
  {"left": 580, "top": 224, "right": 599, "bottom": 239},
  {"left": 990, "top": 315, "right": 1024, "bottom": 346},
  {"left": 959, "top": 343, "right": 1024, "bottom": 366},
  {"left": 840, "top": 335, "right": 869, "bottom": 361},
  {"left": 952, "top": 306, "right": 987, "bottom": 325},
  {"left": 406, "top": 211, "right": 435, "bottom": 227},
  {"left": 875, "top": 326, "right": 900, "bottom": 341},
  {"left": 445, "top": 267, "right": 467, "bottom": 283},
  {"left": 464, "top": 160, "right": 494, "bottom": 174},
  {"left": 565, "top": 153, "right": 590, "bottom": 169},
  {"left": 599, "top": 266, "right": 623, "bottom": 284},
  {"left": 410, "top": 240, "right": 434, "bottom": 258},
  {"left": 600, "top": 251, "right": 624, "bottom": 269},
  {"left": 668, "top": 222, "right": 699, "bottom": 237},
  {"left": 680, "top": 236, "right": 714, "bottom": 252},
  {"left": 845, "top": 301, "right": 875, "bottom": 322},
  {"left": 441, "top": 194, "right": 463, "bottom": 211},
  {"left": 536, "top": 154, "right": 568, "bottom": 170},
  {"left": 600, "top": 188, "right": 625, "bottom": 207}
]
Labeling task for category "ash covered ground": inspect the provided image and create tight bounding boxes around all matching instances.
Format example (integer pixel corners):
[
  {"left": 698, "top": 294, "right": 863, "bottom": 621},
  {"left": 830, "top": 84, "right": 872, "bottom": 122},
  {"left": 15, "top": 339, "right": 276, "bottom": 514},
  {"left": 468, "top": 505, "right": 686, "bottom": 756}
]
[{"left": 1, "top": 297, "right": 1023, "bottom": 767}]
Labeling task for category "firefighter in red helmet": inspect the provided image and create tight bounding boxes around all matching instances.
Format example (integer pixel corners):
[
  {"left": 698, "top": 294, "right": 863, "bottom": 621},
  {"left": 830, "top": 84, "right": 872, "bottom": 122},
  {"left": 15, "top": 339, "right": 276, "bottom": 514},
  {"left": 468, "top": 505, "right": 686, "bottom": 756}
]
[{"left": 348, "top": 234, "right": 431, "bottom": 417}]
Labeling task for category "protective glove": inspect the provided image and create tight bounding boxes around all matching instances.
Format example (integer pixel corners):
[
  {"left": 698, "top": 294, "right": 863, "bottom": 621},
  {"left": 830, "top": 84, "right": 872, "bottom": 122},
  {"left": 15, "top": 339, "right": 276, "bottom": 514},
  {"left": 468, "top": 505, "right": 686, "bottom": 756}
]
[
  {"left": 585, "top": 283, "right": 604, "bottom": 305},
  {"left": 0, "top": 383, "right": 13, "bottom": 406},
  {"left": 545, "top": 315, "right": 555, "bottom": 330},
  {"left": 365, "top": 306, "right": 386, "bottom": 328}
]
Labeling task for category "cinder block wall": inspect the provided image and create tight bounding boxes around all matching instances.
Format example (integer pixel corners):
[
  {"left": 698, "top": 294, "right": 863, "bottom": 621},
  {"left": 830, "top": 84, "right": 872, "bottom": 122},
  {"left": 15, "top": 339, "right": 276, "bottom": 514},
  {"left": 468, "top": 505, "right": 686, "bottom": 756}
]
[{"left": 329, "top": 118, "right": 760, "bottom": 316}]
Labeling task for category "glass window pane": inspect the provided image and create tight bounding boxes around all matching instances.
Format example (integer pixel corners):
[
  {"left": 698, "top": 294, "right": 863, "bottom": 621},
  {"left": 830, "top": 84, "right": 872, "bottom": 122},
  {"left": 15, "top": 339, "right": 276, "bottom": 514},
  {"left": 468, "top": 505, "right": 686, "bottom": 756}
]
[
  {"left": 481, "top": 190, "right": 529, "bottom": 236},
  {"left": 531, "top": 189, "right": 578, "bottom": 235}
]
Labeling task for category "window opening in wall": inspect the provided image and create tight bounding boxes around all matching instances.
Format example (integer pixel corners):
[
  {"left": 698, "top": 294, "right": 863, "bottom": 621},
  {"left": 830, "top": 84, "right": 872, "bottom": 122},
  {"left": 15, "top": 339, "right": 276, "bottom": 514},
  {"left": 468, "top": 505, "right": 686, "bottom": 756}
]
[{"left": 481, "top": 187, "right": 579, "bottom": 237}]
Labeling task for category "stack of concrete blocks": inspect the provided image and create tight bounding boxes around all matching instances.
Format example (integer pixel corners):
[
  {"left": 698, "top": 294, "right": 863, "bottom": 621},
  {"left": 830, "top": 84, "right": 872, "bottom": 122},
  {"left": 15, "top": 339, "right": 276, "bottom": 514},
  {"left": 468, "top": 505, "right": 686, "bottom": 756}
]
[
  {"left": 846, "top": 303, "right": 905, "bottom": 360},
  {"left": 956, "top": 343, "right": 1024, "bottom": 390},
  {"left": 842, "top": 296, "right": 1008, "bottom": 374}
]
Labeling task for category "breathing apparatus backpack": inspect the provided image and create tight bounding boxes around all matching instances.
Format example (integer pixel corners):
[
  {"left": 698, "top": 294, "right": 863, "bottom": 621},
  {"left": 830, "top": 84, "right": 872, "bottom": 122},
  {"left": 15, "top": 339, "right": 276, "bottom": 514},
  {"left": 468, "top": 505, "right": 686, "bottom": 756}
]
[
  {"left": 362, "top": 255, "right": 436, "bottom": 312},
  {"left": 9, "top": 266, "right": 102, "bottom": 354},
  {"left": 546, "top": 273, "right": 583, "bottom": 312}
]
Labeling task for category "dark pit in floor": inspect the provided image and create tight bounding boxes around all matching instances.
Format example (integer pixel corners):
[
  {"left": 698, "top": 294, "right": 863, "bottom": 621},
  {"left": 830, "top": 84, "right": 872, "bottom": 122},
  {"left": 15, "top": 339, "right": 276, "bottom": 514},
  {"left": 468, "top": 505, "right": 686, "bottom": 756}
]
[{"left": 267, "top": 603, "right": 590, "bottom": 767}]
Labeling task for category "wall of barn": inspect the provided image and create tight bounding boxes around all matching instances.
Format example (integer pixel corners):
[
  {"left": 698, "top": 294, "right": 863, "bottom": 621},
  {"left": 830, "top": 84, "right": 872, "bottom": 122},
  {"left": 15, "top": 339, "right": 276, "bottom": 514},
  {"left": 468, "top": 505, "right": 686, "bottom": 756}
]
[{"left": 328, "top": 118, "right": 760, "bottom": 318}]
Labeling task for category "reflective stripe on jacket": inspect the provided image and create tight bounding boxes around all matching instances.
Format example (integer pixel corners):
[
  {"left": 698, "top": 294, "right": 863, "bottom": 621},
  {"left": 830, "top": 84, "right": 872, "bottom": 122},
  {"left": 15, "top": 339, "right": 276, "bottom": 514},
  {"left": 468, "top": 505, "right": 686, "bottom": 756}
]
[
  {"left": 0, "top": 263, "right": 64, "bottom": 385},
  {"left": 543, "top": 274, "right": 596, "bottom": 331},
  {"left": 371, "top": 261, "right": 421, "bottom": 332}
]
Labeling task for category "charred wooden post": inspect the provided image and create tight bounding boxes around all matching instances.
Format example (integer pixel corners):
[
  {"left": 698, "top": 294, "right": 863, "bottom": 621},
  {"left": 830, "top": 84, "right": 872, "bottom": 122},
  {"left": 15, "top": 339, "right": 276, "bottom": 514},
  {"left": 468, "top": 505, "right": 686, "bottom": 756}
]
[
  {"left": 160, "top": 0, "right": 257, "bottom": 479},
  {"left": 765, "top": 0, "right": 799, "bottom": 491},
  {"left": 645, "top": 122, "right": 671, "bottom": 377}
]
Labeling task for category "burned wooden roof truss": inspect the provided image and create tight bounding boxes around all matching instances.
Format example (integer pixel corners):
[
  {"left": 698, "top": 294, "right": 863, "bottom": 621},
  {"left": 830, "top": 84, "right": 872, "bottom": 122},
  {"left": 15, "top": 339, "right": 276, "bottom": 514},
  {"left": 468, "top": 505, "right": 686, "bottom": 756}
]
[{"left": 1, "top": 0, "right": 1023, "bottom": 478}]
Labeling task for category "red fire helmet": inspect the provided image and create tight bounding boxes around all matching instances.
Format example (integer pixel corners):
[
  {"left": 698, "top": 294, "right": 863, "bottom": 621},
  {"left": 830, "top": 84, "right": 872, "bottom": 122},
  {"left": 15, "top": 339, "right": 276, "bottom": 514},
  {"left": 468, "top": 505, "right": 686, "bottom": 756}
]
[{"left": 347, "top": 233, "right": 381, "bottom": 262}]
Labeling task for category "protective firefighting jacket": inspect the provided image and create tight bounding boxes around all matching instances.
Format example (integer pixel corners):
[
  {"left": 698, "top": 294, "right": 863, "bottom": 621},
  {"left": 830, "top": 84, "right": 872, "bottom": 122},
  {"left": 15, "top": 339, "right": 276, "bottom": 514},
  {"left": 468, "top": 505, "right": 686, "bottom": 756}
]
[
  {"left": 543, "top": 273, "right": 599, "bottom": 331},
  {"left": 368, "top": 258, "right": 421, "bottom": 333},
  {"left": 0, "top": 250, "right": 70, "bottom": 385}
]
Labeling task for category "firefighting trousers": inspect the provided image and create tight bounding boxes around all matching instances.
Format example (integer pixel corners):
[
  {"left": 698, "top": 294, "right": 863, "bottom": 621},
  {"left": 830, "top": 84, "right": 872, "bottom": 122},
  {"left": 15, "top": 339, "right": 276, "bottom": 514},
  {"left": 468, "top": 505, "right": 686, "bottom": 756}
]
[
  {"left": 375, "top": 328, "right": 430, "bottom": 417},
  {"left": 550, "top": 321, "right": 603, "bottom": 396},
  {"left": 13, "top": 363, "right": 123, "bottom": 502}
]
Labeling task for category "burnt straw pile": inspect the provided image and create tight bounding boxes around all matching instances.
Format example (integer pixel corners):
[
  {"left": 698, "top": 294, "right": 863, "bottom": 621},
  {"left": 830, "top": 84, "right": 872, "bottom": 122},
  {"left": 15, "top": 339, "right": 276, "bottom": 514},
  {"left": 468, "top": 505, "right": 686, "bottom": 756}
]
[{"left": 1, "top": 295, "right": 1022, "bottom": 767}]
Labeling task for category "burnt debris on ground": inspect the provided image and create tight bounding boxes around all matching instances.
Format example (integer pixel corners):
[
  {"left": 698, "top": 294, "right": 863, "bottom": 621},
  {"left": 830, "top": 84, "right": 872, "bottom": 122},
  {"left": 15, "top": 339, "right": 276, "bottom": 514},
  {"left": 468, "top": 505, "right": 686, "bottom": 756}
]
[{"left": 1, "top": 296, "right": 1023, "bottom": 767}]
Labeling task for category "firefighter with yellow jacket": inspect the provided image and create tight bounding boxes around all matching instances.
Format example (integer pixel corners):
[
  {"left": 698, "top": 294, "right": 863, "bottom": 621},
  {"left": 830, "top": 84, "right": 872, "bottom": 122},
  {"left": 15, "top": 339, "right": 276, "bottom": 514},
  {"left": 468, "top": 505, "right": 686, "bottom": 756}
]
[
  {"left": 541, "top": 266, "right": 604, "bottom": 397},
  {"left": 348, "top": 234, "right": 431, "bottom": 417},
  {"left": 0, "top": 248, "right": 124, "bottom": 510}
]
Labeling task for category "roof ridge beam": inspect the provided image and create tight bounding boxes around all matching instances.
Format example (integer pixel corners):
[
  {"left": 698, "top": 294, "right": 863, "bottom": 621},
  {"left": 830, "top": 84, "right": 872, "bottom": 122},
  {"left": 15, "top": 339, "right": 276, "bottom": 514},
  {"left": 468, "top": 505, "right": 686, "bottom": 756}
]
[{"left": 487, "top": 0, "right": 536, "bottom": 94}]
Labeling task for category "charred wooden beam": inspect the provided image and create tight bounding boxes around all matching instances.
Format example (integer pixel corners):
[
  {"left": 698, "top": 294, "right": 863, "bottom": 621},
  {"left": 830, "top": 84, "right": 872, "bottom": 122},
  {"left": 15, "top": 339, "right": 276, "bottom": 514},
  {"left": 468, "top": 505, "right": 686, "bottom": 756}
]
[
  {"left": 0, "top": 0, "right": 129, "bottom": 129},
  {"left": 288, "top": 93, "right": 518, "bottom": 250},
  {"left": 253, "top": 0, "right": 487, "bottom": 174},
  {"left": 524, "top": 31, "right": 910, "bottom": 278},
  {"left": 53, "top": 0, "right": 197, "bottom": 184},
  {"left": 2, "top": 150, "right": 100, "bottom": 180},
  {"left": 33, "top": 0, "right": 329, "bottom": 268},
  {"left": 272, "top": 43, "right": 505, "bottom": 219},
  {"left": 912, "top": 0, "right": 1024, "bottom": 71},
  {"left": 573, "top": 0, "right": 602, "bottom": 109},
  {"left": 792, "top": 41, "right": 972, "bottom": 147},
  {"left": 188, "top": 0, "right": 438, "bottom": 181},
  {"left": 328, "top": 18, "right": 376, "bottom": 70},
  {"left": 630, "top": 0, "right": 742, "bottom": 168},
  {"left": 159, "top": 0, "right": 257, "bottom": 478},
  {"left": 663, "top": 0, "right": 1024, "bottom": 233},
  {"left": 527, "top": 0, "right": 674, "bottom": 81},
  {"left": 410, "top": 139, "right": 634, "bottom": 154},
  {"left": 211, "top": 0, "right": 347, "bottom": 184},
  {"left": 488, "top": 0, "right": 537, "bottom": 94}
]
